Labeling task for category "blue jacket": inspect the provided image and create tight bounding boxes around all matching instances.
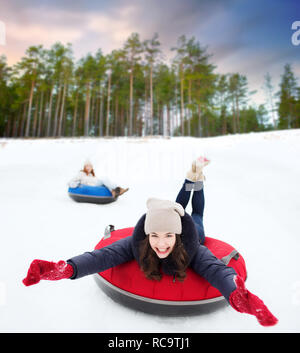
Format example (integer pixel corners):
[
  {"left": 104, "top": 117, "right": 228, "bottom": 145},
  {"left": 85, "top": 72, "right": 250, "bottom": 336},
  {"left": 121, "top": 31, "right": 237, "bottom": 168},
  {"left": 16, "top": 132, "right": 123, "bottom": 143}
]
[{"left": 67, "top": 213, "right": 237, "bottom": 301}]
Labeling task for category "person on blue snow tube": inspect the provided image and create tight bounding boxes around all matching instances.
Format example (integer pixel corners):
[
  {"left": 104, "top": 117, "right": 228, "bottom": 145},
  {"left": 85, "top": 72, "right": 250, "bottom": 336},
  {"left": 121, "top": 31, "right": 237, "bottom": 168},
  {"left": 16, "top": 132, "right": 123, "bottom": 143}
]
[
  {"left": 23, "top": 156, "right": 278, "bottom": 327},
  {"left": 68, "top": 159, "right": 129, "bottom": 198}
]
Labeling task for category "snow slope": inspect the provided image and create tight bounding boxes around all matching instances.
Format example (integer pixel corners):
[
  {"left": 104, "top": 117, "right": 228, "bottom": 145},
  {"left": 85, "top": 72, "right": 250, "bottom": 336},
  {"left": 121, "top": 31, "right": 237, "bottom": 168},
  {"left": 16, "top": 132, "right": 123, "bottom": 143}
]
[{"left": 0, "top": 129, "right": 299, "bottom": 333}]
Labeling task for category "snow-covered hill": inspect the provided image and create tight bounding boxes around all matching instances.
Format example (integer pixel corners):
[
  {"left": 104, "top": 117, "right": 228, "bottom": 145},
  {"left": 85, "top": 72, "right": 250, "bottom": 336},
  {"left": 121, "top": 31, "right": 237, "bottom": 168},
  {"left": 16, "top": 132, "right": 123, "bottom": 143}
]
[{"left": 0, "top": 129, "right": 299, "bottom": 332}]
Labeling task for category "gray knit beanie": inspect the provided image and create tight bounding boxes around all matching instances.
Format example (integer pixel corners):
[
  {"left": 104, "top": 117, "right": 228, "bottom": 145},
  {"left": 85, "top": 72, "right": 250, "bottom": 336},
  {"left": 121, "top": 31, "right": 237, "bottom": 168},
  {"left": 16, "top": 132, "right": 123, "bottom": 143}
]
[{"left": 144, "top": 198, "right": 185, "bottom": 235}]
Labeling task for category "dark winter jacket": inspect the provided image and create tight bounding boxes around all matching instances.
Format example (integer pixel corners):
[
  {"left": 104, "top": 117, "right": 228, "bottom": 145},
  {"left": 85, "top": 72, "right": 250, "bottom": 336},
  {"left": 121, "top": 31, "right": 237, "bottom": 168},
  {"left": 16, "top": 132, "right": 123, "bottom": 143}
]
[{"left": 67, "top": 212, "right": 237, "bottom": 301}]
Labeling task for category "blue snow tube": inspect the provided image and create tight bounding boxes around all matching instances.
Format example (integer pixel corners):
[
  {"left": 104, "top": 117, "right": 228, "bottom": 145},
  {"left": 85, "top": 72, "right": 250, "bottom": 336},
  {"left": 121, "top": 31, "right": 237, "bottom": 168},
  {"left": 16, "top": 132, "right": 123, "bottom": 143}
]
[{"left": 68, "top": 184, "right": 117, "bottom": 204}]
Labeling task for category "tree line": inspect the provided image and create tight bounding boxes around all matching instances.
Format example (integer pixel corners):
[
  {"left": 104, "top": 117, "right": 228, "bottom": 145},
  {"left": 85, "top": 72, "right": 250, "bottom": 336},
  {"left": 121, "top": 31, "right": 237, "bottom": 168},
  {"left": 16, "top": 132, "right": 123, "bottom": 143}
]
[{"left": 0, "top": 33, "right": 299, "bottom": 138}]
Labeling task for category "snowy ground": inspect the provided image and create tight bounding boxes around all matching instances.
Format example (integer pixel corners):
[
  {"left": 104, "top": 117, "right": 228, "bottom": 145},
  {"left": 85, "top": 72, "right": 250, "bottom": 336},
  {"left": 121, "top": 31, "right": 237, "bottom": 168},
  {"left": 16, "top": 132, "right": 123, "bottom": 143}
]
[{"left": 0, "top": 129, "right": 300, "bottom": 333}]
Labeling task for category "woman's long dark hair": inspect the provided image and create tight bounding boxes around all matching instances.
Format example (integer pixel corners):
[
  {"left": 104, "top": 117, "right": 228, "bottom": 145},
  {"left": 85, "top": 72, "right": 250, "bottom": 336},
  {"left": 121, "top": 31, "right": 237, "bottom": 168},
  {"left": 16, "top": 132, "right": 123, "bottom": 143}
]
[{"left": 139, "top": 234, "right": 189, "bottom": 282}]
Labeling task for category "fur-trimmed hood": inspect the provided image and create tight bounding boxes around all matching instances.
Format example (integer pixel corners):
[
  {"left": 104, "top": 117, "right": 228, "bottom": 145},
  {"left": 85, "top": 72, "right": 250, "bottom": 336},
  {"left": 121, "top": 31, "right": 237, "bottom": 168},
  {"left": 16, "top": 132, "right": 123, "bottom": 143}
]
[{"left": 131, "top": 211, "right": 200, "bottom": 276}]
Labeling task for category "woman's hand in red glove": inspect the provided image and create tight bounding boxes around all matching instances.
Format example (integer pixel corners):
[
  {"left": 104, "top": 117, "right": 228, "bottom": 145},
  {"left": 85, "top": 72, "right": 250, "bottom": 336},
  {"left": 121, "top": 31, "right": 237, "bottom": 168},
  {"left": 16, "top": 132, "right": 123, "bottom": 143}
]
[
  {"left": 22, "top": 259, "right": 74, "bottom": 286},
  {"left": 229, "top": 275, "right": 278, "bottom": 327}
]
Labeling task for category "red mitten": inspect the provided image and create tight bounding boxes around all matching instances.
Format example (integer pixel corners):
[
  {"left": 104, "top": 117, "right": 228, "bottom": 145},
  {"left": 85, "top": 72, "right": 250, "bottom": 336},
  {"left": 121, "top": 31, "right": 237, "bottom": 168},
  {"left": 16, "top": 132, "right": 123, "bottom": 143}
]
[
  {"left": 229, "top": 275, "right": 278, "bottom": 326},
  {"left": 23, "top": 259, "right": 74, "bottom": 286}
]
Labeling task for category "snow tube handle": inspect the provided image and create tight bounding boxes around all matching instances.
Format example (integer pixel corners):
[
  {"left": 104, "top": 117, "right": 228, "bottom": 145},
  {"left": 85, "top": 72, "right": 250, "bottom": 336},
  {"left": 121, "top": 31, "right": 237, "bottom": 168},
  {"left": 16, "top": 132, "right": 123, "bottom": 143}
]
[
  {"left": 103, "top": 225, "right": 115, "bottom": 239},
  {"left": 221, "top": 249, "right": 239, "bottom": 265}
]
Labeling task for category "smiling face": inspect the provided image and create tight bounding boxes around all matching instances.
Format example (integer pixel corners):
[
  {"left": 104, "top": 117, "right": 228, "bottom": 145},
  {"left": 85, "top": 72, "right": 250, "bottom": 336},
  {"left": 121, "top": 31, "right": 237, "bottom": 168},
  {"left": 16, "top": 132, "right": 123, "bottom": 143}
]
[
  {"left": 84, "top": 164, "right": 93, "bottom": 174},
  {"left": 148, "top": 231, "right": 176, "bottom": 259}
]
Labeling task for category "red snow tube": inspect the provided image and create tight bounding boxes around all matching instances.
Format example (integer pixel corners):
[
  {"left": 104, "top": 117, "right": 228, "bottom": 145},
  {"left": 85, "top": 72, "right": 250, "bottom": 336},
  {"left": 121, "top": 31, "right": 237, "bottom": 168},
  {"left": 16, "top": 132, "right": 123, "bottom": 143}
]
[{"left": 94, "top": 227, "right": 247, "bottom": 315}]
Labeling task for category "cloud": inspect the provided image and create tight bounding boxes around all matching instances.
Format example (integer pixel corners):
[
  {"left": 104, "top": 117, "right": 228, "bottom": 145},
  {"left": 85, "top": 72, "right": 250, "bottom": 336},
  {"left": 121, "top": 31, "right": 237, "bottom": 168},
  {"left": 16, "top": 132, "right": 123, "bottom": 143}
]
[
  {"left": 86, "top": 6, "right": 139, "bottom": 48},
  {"left": 7, "top": 21, "right": 84, "bottom": 44},
  {"left": 1, "top": 0, "right": 299, "bottom": 108},
  {"left": 1, "top": 0, "right": 240, "bottom": 59}
]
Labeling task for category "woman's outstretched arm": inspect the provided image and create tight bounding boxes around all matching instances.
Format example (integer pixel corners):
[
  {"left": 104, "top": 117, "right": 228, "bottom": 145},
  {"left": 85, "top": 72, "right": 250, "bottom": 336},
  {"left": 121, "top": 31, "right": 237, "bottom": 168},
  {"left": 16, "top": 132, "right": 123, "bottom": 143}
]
[
  {"left": 190, "top": 245, "right": 237, "bottom": 301},
  {"left": 23, "top": 237, "right": 134, "bottom": 286},
  {"left": 67, "top": 237, "right": 134, "bottom": 279},
  {"left": 190, "top": 245, "right": 278, "bottom": 326}
]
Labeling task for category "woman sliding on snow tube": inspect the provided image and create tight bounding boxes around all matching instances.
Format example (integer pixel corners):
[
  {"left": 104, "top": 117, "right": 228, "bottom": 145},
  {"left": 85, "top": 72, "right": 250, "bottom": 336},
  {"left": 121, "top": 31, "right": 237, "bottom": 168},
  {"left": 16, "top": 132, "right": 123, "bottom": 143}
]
[
  {"left": 68, "top": 159, "right": 129, "bottom": 198},
  {"left": 23, "top": 157, "right": 278, "bottom": 327}
]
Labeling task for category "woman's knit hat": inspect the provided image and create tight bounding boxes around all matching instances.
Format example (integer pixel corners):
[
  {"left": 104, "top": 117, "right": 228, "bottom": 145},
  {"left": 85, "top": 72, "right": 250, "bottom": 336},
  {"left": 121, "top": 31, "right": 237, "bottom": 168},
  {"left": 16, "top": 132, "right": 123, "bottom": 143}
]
[
  {"left": 84, "top": 159, "right": 93, "bottom": 167},
  {"left": 144, "top": 198, "right": 185, "bottom": 235}
]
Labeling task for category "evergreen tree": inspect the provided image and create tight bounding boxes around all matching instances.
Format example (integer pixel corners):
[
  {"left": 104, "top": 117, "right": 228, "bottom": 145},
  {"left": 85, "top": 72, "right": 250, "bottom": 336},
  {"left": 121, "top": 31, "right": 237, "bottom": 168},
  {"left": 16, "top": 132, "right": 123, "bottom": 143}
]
[
  {"left": 0, "top": 35, "right": 298, "bottom": 138},
  {"left": 123, "top": 33, "right": 143, "bottom": 136},
  {"left": 144, "top": 33, "right": 161, "bottom": 135},
  {"left": 277, "top": 64, "right": 299, "bottom": 129},
  {"left": 262, "top": 72, "right": 277, "bottom": 129}
]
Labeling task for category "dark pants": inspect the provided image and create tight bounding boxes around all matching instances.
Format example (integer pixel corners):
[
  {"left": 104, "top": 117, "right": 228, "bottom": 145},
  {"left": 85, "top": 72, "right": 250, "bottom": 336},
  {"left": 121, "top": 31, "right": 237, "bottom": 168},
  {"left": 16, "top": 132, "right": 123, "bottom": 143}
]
[{"left": 175, "top": 179, "right": 205, "bottom": 244}]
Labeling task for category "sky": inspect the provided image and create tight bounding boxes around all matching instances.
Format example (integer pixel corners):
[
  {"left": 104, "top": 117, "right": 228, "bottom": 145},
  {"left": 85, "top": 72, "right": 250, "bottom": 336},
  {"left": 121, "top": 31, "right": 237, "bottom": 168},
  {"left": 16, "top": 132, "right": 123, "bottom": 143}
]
[{"left": 0, "top": 0, "right": 300, "bottom": 109}]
